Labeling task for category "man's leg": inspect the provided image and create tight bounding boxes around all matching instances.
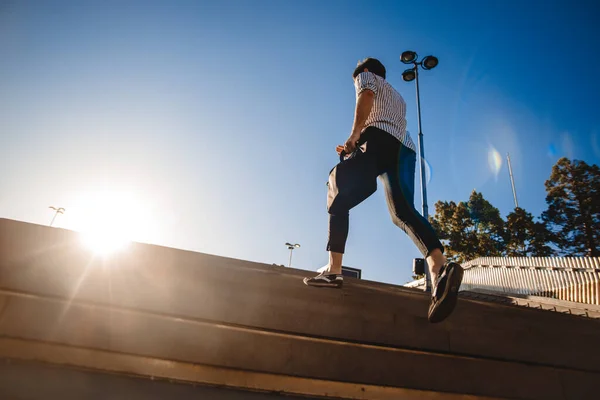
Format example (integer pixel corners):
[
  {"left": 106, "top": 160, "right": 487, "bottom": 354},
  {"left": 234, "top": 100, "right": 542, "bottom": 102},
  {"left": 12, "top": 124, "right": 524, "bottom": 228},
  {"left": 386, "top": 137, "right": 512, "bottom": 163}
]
[
  {"left": 304, "top": 146, "right": 378, "bottom": 287},
  {"left": 326, "top": 250, "right": 343, "bottom": 275},
  {"left": 381, "top": 175, "right": 446, "bottom": 282},
  {"left": 379, "top": 146, "right": 445, "bottom": 277},
  {"left": 379, "top": 144, "right": 463, "bottom": 322},
  {"left": 427, "top": 249, "right": 446, "bottom": 284}
]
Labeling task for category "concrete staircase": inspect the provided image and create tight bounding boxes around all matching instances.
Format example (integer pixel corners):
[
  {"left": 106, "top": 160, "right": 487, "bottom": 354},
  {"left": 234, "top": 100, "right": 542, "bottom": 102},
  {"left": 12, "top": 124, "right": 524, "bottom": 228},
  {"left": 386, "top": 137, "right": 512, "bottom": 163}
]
[{"left": 1, "top": 218, "right": 599, "bottom": 399}]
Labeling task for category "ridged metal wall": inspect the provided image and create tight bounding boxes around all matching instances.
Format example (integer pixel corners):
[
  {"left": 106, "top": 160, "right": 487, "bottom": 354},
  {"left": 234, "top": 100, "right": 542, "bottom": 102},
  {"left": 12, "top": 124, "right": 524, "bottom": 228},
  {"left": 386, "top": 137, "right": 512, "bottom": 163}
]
[{"left": 461, "top": 257, "right": 600, "bottom": 305}]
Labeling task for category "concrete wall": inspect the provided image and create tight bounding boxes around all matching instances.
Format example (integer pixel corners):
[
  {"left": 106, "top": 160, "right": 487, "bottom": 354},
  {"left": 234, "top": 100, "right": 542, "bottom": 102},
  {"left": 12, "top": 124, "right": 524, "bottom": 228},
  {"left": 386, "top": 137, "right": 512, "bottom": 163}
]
[{"left": 1, "top": 218, "right": 600, "bottom": 399}]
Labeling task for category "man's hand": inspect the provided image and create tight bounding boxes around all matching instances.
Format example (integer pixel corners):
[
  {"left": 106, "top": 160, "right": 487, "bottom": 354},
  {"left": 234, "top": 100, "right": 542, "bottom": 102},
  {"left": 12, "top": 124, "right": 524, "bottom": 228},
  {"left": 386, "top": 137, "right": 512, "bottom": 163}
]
[
  {"left": 343, "top": 133, "right": 361, "bottom": 154},
  {"left": 344, "top": 88, "right": 374, "bottom": 156}
]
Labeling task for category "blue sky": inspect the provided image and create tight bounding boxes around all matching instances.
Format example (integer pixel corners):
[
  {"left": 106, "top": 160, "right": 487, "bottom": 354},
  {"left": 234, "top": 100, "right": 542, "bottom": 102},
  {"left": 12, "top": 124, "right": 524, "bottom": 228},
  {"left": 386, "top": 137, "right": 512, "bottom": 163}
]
[{"left": 1, "top": 0, "right": 599, "bottom": 285}]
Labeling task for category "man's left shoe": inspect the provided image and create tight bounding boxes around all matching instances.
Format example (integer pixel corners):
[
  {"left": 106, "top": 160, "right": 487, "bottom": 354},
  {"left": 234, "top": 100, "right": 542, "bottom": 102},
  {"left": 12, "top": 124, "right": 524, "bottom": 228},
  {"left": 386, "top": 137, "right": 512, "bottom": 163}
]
[
  {"left": 303, "top": 273, "right": 343, "bottom": 288},
  {"left": 428, "top": 262, "right": 464, "bottom": 323}
]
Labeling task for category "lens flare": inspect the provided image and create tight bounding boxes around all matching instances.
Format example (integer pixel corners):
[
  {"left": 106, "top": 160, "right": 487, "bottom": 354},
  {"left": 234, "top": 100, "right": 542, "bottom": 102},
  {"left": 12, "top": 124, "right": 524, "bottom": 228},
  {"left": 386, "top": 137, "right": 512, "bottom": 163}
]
[
  {"left": 424, "top": 158, "right": 432, "bottom": 184},
  {"left": 415, "top": 157, "right": 433, "bottom": 185},
  {"left": 488, "top": 147, "right": 502, "bottom": 177}
]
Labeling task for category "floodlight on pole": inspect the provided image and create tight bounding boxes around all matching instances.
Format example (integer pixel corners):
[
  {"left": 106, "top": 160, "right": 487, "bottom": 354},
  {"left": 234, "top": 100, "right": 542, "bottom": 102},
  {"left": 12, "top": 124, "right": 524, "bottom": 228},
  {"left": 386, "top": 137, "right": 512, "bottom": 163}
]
[
  {"left": 285, "top": 242, "right": 300, "bottom": 268},
  {"left": 400, "top": 50, "right": 418, "bottom": 64},
  {"left": 402, "top": 69, "right": 416, "bottom": 82},
  {"left": 49, "top": 206, "right": 65, "bottom": 227},
  {"left": 422, "top": 55, "right": 439, "bottom": 70},
  {"left": 400, "top": 50, "right": 439, "bottom": 292}
]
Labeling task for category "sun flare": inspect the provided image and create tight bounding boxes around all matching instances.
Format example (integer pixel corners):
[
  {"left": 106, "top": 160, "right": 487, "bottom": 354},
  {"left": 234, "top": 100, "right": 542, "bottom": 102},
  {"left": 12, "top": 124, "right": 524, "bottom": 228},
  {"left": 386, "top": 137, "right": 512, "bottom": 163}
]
[
  {"left": 488, "top": 147, "right": 502, "bottom": 177},
  {"left": 70, "top": 190, "right": 152, "bottom": 255},
  {"left": 80, "top": 227, "right": 130, "bottom": 254}
]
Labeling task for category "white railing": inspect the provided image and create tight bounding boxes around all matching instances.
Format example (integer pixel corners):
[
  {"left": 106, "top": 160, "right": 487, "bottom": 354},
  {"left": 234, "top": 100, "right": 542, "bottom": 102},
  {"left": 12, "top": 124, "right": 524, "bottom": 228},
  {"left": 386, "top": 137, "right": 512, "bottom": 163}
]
[
  {"left": 404, "top": 257, "right": 600, "bottom": 305},
  {"left": 461, "top": 257, "right": 600, "bottom": 305}
]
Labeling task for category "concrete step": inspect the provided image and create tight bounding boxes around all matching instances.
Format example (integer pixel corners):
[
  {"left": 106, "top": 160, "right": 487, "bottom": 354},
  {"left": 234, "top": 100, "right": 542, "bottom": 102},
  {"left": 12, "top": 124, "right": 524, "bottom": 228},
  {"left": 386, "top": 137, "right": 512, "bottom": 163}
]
[
  {"left": 0, "top": 358, "right": 313, "bottom": 400},
  {"left": 1, "top": 218, "right": 599, "bottom": 399}
]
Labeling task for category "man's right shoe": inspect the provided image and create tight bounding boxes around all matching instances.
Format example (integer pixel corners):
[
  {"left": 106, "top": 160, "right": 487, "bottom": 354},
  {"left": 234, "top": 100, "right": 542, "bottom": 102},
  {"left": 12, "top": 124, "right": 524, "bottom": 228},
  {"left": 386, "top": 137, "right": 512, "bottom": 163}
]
[
  {"left": 428, "top": 262, "right": 464, "bottom": 323},
  {"left": 303, "top": 273, "right": 343, "bottom": 288}
]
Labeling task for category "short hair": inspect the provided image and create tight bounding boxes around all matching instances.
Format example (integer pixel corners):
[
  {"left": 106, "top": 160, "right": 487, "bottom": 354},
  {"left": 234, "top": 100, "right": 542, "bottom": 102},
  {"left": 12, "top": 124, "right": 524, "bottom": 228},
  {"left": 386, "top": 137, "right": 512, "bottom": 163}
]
[{"left": 353, "top": 58, "right": 386, "bottom": 79}]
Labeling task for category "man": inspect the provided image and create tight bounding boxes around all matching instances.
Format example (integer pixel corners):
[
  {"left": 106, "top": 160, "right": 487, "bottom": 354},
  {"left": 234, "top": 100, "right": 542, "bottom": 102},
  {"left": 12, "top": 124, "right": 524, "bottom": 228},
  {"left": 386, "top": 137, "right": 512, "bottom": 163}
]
[{"left": 303, "top": 58, "right": 463, "bottom": 323}]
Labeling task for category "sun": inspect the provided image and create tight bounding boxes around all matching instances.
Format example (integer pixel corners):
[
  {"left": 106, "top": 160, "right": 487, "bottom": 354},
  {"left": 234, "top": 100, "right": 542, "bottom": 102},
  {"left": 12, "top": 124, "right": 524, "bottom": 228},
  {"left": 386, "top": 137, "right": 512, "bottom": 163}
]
[
  {"left": 69, "top": 190, "right": 152, "bottom": 255},
  {"left": 80, "top": 225, "right": 130, "bottom": 255}
]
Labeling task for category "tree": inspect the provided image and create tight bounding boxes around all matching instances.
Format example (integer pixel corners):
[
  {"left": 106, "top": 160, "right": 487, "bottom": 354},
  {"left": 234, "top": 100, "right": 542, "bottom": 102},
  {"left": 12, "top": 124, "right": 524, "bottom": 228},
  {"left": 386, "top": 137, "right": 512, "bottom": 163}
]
[
  {"left": 505, "top": 207, "right": 555, "bottom": 256},
  {"left": 431, "top": 191, "right": 511, "bottom": 262},
  {"left": 430, "top": 200, "right": 478, "bottom": 263},
  {"left": 542, "top": 158, "right": 600, "bottom": 256},
  {"left": 467, "top": 190, "right": 506, "bottom": 257},
  {"left": 530, "top": 220, "right": 556, "bottom": 256}
]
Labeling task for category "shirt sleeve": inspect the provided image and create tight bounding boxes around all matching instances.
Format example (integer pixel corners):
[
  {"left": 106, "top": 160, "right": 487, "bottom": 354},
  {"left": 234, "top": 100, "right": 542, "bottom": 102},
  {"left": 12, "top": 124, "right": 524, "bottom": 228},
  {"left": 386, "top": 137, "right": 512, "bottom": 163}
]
[{"left": 354, "top": 71, "right": 378, "bottom": 96}]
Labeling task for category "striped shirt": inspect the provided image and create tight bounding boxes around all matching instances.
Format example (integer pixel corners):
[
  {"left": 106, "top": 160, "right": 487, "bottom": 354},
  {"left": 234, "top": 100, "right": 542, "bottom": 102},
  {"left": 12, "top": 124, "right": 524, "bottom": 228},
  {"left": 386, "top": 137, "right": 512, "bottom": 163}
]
[{"left": 354, "top": 71, "right": 415, "bottom": 151}]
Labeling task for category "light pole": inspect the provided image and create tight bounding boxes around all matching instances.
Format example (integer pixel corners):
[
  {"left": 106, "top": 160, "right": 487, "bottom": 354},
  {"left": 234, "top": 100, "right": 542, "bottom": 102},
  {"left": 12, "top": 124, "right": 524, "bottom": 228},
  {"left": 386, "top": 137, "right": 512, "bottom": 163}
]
[
  {"left": 285, "top": 242, "right": 300, "bottom": 268},
  {"left": 400, "top": 51, "right": 438, "bottom": 220},
  {"left": 401, "top": 51, "right": 438, "bottom": 293},
  {"left": 49, "top": 206, "right": 65, "bottom": 227}
]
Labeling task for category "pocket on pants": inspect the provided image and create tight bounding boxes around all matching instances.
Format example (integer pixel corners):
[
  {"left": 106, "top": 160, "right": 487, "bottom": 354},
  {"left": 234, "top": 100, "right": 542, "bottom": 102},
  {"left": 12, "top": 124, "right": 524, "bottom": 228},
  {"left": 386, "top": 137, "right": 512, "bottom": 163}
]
[{"left": 327, "top": 149, "right": 378, "bottom": 213}]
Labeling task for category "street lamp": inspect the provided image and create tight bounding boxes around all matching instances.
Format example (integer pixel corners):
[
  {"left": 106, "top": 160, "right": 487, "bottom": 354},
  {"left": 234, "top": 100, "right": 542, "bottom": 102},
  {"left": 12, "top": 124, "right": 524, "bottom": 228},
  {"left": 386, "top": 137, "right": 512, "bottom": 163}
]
[
  {"left": 285, "top": 242, "right": 300, "bottom": 268},
  {"left": 400, "top": 51, "right": 439, "bottom": 221},
  {"left": 49, "top": 206, "right": 65, "bottom": 227},
  {"left": 401, "top": 51, "right": 438, "bottom": 293}
]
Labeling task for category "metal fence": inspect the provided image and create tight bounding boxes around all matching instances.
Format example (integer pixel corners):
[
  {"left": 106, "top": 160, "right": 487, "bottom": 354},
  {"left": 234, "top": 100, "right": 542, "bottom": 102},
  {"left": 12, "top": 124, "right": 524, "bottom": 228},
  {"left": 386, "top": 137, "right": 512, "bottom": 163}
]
[
  {"left": 404, "top": 257, "right": 600, "bottom": 305},
  {"left": 461, "top": 257, "right": 600, "bottom": 305}
]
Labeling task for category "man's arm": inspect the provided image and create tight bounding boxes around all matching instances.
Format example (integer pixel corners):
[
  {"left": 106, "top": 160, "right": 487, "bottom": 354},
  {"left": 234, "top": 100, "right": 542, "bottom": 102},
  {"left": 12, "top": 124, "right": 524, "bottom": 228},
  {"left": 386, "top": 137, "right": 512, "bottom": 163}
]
[{"left": 344, "top": 89, "right": 375, "bottom": 153}]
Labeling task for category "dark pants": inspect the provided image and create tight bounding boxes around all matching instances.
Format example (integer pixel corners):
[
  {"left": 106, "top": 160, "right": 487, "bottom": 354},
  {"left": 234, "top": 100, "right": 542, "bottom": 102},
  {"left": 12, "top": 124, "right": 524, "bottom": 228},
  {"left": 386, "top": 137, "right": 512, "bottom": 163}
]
[{"left": 326, "top": 127, "right": 443, "bottom": 257}]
